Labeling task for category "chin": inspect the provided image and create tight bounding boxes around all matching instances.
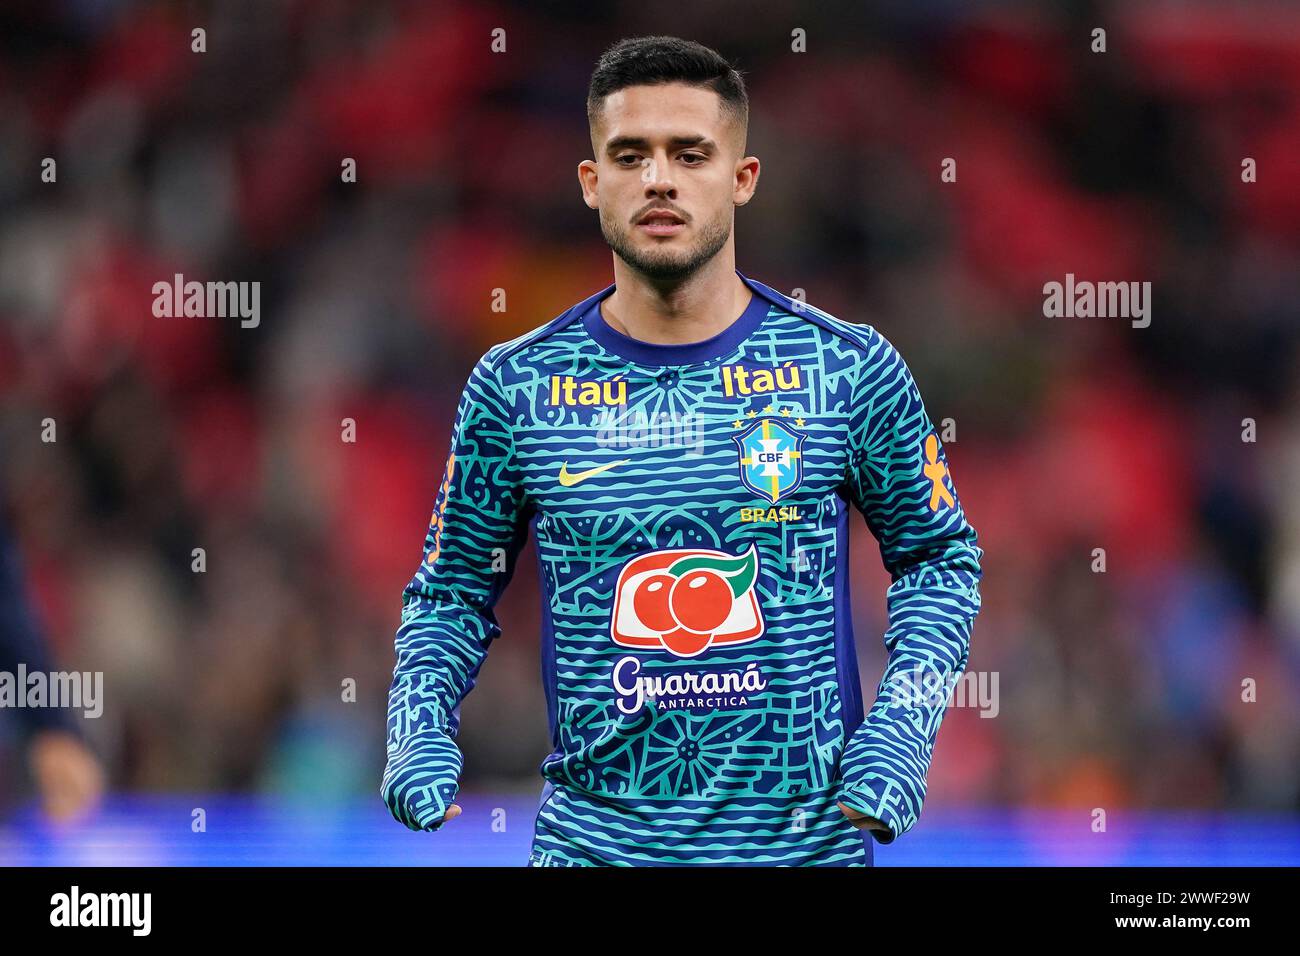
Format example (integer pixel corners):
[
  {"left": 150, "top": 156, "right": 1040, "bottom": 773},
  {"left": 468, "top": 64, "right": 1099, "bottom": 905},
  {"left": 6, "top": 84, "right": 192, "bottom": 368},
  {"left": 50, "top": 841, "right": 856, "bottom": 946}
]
[{"left": 636, "top": 249, "right": 698, "bottom": 271}]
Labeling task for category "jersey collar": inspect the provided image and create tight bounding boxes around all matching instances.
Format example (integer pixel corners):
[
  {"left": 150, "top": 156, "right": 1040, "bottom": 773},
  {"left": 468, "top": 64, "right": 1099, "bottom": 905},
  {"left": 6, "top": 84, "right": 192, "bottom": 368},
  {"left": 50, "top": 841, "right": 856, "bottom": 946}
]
[{"left": 581, "top": 269, "right": 773, "bottom": 367}]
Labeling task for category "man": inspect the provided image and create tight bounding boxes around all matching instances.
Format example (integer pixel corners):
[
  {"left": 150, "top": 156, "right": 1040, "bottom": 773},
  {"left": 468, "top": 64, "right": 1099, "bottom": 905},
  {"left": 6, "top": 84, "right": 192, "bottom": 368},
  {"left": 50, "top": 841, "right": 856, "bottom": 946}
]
[
  {"left": 0, "top": 514, "right": 104, "bottom": 823},
  {"left": 382, "top": 35, "right": 983, "bottom": 866}
]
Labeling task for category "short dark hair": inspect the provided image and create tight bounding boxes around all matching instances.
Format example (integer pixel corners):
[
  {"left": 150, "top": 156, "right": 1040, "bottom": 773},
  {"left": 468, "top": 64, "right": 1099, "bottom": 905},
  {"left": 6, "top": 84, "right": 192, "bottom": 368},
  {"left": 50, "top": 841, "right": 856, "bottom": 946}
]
[{"left": 587, "top": 36, "right": 748, "bottom": 141}]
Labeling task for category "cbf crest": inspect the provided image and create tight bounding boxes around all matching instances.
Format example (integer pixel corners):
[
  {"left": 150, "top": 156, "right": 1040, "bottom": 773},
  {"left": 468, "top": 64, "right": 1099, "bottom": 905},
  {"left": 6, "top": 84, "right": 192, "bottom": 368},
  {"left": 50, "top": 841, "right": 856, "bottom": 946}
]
[{"left": 733, "top": 418, "right": 806, "bottom": 503}]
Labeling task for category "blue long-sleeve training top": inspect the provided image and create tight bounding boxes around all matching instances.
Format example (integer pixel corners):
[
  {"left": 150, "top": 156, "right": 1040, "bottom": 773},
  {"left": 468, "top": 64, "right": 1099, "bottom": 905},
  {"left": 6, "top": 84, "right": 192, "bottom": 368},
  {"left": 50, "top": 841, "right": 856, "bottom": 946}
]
[
  {"left": 382, "top": 270, "right": 983, "bottom": 866},
  {"left": 0, "top": 512, "right": 74, "bottom": 736}
]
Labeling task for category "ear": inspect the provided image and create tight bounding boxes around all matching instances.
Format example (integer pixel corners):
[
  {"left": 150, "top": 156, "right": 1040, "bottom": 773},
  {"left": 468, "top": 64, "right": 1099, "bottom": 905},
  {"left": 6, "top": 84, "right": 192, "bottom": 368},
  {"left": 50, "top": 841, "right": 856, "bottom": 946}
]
[
  {"left": 578, "top": 159, "right": 599, "bottom": 209},
  {"left": 734, "top": 155, "right": 760, "bottom": 206}
]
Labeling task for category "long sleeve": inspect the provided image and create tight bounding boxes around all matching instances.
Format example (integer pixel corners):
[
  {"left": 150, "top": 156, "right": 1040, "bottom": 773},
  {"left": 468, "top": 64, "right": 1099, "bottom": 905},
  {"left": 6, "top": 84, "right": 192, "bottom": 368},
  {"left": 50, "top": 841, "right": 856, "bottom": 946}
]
[
  {"left": 381, "top": 354, "right": 532, "bottom": 831},
  {"left": 0, "top": 513, "right": 77, "bottom": 737},
  {"left": 835, "top": 331, "right": 983, "bottom": 844}
]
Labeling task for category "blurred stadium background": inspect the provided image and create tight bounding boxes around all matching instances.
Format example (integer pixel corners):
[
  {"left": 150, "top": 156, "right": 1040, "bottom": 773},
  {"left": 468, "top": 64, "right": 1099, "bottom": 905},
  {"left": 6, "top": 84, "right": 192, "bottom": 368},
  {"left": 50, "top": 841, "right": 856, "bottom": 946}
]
[{"left": 1, "top": 0, "right": 1299, "bottom": 865}]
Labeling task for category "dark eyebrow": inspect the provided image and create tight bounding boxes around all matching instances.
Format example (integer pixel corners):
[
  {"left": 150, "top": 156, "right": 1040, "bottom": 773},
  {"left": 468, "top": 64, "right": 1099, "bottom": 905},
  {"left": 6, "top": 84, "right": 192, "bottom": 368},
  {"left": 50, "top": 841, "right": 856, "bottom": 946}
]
[{"left": 605, "top": 135, "right": 717, "bottom": 154}]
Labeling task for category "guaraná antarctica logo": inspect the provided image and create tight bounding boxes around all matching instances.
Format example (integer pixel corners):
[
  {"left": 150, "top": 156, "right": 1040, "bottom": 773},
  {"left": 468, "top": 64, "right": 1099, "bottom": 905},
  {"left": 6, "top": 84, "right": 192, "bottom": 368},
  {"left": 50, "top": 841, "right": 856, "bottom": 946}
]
[{"left": 608, "top": 545, "right": 769, "bottom": 714}]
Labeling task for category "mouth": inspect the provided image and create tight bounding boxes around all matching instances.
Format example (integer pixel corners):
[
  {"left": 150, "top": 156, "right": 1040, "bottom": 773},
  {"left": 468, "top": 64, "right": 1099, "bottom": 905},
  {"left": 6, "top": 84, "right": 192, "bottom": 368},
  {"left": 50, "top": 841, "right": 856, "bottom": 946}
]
[{"left": 636, "top": 208, "right": 687, "bottom": 237}]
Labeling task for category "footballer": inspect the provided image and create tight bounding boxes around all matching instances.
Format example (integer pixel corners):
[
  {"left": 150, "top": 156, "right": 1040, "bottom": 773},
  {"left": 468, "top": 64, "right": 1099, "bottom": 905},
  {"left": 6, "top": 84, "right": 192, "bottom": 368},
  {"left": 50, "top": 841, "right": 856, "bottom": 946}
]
[{"left": 381, "top": 35, "right": 983, "bottom": 866}]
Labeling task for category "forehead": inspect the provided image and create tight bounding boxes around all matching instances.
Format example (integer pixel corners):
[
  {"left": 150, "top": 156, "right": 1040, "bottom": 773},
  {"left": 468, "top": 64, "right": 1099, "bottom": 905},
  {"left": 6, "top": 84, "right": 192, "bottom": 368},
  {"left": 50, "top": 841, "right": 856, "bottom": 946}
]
[{"left": 595, "top": 82, "right": 730, "bottom": 143}]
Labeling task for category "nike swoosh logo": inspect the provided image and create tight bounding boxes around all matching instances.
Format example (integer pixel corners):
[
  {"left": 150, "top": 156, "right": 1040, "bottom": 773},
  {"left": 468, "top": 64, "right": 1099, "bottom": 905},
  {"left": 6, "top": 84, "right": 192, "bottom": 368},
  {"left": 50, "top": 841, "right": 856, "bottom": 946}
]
[{"left": 558, "top": 459, "right": 632, "bottom": 487}]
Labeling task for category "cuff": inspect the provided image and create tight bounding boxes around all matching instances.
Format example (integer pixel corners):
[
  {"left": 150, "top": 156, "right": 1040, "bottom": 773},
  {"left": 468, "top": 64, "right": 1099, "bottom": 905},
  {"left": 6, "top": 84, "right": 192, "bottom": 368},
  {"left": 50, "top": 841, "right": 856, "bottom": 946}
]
[
  {"left": 410, "top": 778, "right": 460, "bottom": 831},
  {"left": 837, "top": 773, "right": 910, "bottom": 845},
  {"left": 382, "top": 772, "right": 460, "bottom": 832}
]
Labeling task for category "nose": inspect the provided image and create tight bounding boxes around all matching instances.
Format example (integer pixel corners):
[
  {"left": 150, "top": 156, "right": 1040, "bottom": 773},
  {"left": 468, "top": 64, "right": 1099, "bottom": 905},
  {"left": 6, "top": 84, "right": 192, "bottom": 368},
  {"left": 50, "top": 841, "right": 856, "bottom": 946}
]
[{"left": 642, "top": 153, "right": 677, "bottom": 200}]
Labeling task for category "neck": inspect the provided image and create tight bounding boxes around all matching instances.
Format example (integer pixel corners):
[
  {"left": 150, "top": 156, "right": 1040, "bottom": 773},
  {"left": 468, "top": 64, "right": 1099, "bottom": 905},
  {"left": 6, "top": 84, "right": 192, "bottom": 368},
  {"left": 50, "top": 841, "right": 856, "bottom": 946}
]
[{"left": 602, "top": 243, "right": 751, "bottom": 345}]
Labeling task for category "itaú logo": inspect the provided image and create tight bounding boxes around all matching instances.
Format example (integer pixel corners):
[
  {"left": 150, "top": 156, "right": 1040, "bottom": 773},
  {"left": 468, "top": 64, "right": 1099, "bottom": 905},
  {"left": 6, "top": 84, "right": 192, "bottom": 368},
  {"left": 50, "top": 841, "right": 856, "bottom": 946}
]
[{"left": 609, "top": 545, "right": 765, "bottom": 658}]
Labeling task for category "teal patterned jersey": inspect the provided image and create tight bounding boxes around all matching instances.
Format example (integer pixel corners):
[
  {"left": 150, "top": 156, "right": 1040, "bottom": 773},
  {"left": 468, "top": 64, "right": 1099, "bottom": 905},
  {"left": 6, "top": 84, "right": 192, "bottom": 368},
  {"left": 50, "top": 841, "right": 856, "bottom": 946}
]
[{"left": 381, "top": 270, "right": 984, "bottom": 866}]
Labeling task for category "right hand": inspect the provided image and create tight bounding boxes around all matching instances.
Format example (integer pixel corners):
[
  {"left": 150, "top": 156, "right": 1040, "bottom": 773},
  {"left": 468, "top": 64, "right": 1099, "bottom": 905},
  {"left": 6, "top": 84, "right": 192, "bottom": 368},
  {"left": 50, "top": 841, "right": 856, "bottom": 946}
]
[
  {"left": 382, "top": 766, "right": 464, "bottom": 831},
  {"left": 410, "top": 791, "right": 462, "bottom": 831},
  {"left": 381, "top": 727, "right": 465, "bottom": 831},
  {"left": 434, "top": 804, "right": 462, "bottom": 827}
]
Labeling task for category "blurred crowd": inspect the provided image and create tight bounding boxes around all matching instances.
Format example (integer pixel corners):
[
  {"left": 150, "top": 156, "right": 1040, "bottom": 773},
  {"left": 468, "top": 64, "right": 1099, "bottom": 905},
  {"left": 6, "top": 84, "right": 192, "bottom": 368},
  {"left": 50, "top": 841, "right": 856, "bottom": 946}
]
[{"left": 1, "top": 0, "right": 1298, "bottom": 820}]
